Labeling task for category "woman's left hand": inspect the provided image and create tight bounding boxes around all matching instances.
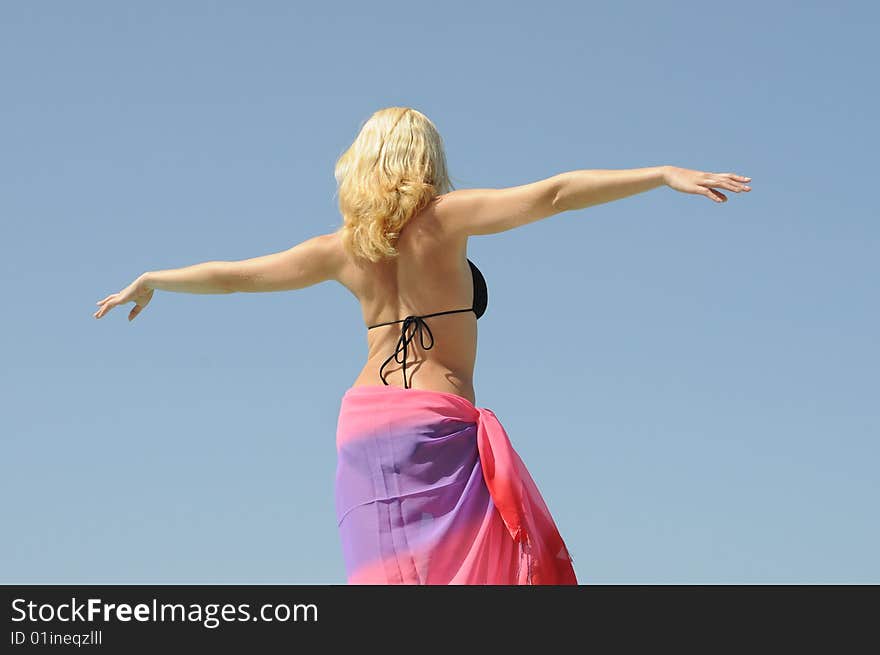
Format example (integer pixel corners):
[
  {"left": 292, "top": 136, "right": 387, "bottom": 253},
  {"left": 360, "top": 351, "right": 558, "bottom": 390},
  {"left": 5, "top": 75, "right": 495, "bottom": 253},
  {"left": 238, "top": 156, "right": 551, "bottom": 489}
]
[
  {"left": 94, "top": 274, "right": 154, "bottom": 321},
  {"left": 664, "top": 166, "right": 751, "bottom": 203}
]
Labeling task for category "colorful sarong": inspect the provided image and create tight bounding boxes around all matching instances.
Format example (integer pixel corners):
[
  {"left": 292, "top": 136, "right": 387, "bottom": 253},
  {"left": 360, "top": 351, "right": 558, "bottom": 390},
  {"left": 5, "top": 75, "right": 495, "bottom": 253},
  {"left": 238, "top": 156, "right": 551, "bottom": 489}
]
[{"left": 335, "top": 384, "right": 578, "bottom": 584}]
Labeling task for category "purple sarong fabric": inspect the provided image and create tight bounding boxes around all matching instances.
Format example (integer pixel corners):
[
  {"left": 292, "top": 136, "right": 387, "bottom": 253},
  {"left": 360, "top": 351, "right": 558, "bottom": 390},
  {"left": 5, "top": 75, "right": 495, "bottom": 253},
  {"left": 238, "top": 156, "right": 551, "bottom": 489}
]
[{"left": 335, "top": 384, "right": 577, "bottom": 584}]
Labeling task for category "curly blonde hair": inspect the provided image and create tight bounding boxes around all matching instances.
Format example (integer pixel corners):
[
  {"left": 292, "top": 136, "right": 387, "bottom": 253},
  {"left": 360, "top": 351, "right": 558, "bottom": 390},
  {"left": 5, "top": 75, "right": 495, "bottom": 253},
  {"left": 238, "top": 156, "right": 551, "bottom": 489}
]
[{"left": 334, "top": 107, "right": 454, "bottom": 262}]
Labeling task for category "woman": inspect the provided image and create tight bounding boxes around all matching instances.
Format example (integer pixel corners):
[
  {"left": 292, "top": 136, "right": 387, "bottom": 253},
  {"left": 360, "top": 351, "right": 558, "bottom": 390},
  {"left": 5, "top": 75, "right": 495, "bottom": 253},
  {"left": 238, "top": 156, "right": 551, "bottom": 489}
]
[{"left": 94, "top": 106, "right": 751, "bottom": 584}]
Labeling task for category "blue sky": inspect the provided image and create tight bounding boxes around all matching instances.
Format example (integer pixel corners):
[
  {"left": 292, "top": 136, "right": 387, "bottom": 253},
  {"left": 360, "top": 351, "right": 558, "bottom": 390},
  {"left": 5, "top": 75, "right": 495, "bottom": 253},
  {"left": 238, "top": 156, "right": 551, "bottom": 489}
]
[{"left": 2, "top": 1, "right": 877, "bottom": 583}]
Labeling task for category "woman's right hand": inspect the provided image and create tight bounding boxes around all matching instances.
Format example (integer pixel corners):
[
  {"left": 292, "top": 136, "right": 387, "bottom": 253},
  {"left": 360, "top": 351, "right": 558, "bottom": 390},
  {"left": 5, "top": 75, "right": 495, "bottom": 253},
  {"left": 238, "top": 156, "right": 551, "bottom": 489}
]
[
  {"left": 94, "top": 273, "right": 154, "bottom": 322},
  {"left": 663, "top": 166, "right": 751, "bottom": 203}
]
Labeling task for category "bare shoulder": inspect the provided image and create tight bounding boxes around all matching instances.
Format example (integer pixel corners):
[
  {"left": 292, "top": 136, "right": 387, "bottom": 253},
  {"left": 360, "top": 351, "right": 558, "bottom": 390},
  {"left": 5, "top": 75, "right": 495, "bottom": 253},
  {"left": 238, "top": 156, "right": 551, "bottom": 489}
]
[
  {"left": 428, "top": 190, "right": 474, "bottom": 241},
  {"left": 316, "top": 229, "right": 349, "bottom": 276},
  {"left": 318, "top": 228, "right": 370, "bottom": 296},
  {"left": 431, "top": 179, "right": 564, "bottom": 237}
]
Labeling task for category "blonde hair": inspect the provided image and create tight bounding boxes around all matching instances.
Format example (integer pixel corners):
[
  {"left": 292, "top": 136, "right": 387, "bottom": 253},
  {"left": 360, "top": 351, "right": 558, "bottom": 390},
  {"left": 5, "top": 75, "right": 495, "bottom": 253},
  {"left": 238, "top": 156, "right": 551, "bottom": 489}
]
[{"left": 334, "top": 107, "right": 454, "bottom": 262}]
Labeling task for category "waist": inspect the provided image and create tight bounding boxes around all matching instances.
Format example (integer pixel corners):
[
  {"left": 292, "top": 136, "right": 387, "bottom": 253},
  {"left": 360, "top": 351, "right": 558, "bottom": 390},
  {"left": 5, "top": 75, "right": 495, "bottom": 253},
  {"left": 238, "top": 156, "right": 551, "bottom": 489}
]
[{"left": 352, "top": 362, "right": 476, "bottom": 405}]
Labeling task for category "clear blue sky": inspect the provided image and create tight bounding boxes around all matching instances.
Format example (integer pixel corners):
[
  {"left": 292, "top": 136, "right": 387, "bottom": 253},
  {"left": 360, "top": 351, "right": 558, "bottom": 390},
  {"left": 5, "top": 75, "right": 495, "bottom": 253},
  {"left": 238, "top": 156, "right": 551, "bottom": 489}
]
[{"left": 2, "top": 1, "right": 877, "bottom": 584}]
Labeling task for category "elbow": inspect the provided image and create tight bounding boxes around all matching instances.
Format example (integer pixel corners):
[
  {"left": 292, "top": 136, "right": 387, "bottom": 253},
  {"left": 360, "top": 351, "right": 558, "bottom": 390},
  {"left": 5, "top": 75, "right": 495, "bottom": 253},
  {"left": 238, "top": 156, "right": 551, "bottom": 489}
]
[
  {"left": 211, "top": 262, "right": 240, "bottom": 293},
  {"left": 551, "top": 191, "right": 567, "bottom": 214},
  {"left": 550, "top": 174, "right": 572, "bottom": 214},
  {"left": 551, "top": 188, "right": 570, "bottom": 214}
]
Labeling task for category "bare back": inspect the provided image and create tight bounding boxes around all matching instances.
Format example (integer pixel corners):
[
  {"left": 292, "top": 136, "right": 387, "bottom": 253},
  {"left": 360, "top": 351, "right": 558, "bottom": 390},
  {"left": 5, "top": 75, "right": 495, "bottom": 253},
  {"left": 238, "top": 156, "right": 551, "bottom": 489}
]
[{"left": 335, "top": 195, "right": 480, "bottom": 404}]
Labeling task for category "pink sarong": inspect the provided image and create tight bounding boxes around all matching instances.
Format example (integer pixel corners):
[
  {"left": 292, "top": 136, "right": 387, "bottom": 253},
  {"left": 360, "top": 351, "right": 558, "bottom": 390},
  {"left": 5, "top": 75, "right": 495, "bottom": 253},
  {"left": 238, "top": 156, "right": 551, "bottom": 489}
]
[{"left": 335, "top": 384, "right": 578, "bottom": 584}]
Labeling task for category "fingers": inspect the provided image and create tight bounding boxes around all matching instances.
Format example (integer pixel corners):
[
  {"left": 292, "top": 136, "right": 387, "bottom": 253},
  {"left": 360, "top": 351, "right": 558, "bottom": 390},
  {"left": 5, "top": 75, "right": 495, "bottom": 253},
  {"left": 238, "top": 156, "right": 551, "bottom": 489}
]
[
  {"left": 94, "top": 299, "right": 116, "bottom": 319},
  {"left": 704, "top": 176, "right": 751, "bottom": 193},
  {"left": 698, "top": 186, "right": 727, "bottom": 203},
  {"left": 94, "top": 293, "right": 123, "bottom": 319},
  {"left": 128, "top": 295, "right": 152, "bottom": 322},
  {"left": 678, "top": 170, "right": 751, "bottom": 203},
  {"left": 94, "top": 287, "right": 153, "bottom": 320},
  {"left": 718, "top": 172, "right": 752, "bottom": 191}
]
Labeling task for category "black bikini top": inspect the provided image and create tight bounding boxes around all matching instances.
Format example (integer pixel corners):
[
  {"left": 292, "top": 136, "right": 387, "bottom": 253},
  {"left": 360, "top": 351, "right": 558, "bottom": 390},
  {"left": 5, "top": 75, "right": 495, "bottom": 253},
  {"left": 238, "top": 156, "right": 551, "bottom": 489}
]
[{"left": 366, "top": 258, "right": 488, "bottom": 389}]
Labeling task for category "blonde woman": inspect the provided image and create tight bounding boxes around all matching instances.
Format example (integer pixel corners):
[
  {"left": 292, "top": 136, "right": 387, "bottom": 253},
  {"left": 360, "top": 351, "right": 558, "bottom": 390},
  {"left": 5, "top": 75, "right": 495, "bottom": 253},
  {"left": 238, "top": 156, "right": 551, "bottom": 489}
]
[{"left": 94, "top": 106, "right": 751, "bottom": 584}]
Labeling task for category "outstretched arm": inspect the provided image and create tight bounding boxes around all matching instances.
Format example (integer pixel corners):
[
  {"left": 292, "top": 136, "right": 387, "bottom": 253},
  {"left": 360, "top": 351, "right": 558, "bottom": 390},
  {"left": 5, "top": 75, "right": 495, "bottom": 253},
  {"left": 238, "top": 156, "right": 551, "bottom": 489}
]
[
  {"left": 555, "top": 165, "right": 751, "bottom": 211},
  {"left": 171, "top": 232, "right": 343, "bottom": 294},
  {"left": 94, "top": 232, "right": 343, "bottom": 321},
  {"left": 437, "top": 165, "right": 752, "bottom": 237}
]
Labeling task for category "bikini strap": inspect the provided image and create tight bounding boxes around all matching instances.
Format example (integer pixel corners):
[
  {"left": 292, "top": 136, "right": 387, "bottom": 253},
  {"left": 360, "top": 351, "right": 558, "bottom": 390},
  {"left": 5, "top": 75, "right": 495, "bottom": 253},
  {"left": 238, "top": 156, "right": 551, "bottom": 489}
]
[{"left": 371, "top": 308, "right": 474, "bottom": 388}]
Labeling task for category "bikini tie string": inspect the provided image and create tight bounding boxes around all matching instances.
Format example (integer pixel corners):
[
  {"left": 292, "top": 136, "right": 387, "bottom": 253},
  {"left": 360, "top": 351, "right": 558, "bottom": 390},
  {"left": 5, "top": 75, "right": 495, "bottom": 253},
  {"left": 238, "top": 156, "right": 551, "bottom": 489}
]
[{"left": 377, "top": 315, "right": 435, "bottom": 389}]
